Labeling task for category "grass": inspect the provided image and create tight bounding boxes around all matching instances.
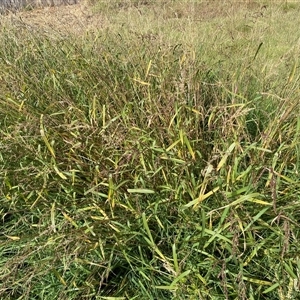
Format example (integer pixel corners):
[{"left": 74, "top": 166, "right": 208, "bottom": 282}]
[{"left": 1, "top": 0, "right": 300, "bottom": 299}]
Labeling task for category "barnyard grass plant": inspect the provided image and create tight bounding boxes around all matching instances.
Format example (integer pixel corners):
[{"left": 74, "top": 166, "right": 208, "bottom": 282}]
[{"left": 1, "top": 1, "right": 300, "bottom": 299}]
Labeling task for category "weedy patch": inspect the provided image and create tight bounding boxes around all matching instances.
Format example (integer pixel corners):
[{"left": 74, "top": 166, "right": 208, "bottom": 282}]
[{"left": 1, "top": 1, "right": 300, "bottom": 299}]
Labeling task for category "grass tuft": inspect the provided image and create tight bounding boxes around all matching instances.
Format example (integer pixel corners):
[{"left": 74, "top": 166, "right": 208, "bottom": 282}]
[{"left": 1, "top": 1, "right": 300, "bottom": 299}]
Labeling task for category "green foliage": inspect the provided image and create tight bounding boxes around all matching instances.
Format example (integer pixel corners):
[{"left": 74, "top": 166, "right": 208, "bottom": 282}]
[{"left": 1, "top": 1, "right": 300, "bottom": 299}]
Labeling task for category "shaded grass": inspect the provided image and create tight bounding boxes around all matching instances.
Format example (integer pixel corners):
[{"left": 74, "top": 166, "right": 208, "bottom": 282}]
[{"left": 1, "top": 1, "right": 300, "bottom": 299}]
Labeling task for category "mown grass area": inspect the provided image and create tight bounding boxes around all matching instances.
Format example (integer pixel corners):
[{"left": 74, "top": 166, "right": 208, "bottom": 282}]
[{"left": 1, "top": 1, "right": 300, "bottom": 299}]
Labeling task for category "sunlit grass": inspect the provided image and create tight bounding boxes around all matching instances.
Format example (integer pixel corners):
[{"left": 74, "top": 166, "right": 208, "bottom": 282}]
[{"left": 1, "top": 1, "right": 300, "bottom": 299}]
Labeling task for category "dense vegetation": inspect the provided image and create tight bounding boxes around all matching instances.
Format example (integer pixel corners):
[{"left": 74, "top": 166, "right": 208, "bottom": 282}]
[{"left": 1, "top": 1, "right": 300, "bottom": 299}]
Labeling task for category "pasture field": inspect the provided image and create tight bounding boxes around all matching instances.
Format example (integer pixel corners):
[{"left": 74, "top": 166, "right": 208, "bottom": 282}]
[{"left": 1, "top": 1, "right": 300, "bottom": 299}]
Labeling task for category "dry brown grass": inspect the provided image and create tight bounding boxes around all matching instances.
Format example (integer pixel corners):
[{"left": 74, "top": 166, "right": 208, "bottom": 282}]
[
  {"left": 2, "top": 1, "right": 274, "bottom": 34},
  {"left": 3, "top": 2, "right": 102, "bottom": 34}
]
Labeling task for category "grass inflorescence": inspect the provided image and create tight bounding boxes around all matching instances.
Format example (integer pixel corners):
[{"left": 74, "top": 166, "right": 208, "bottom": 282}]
[{"left": 1, "top": 1, "right": 300, "bottom": 299}]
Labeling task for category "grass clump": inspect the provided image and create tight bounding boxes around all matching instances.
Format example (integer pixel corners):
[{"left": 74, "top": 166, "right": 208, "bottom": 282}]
[{"left": 1, "top": 1, "right": 300, "bottom": 299}]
